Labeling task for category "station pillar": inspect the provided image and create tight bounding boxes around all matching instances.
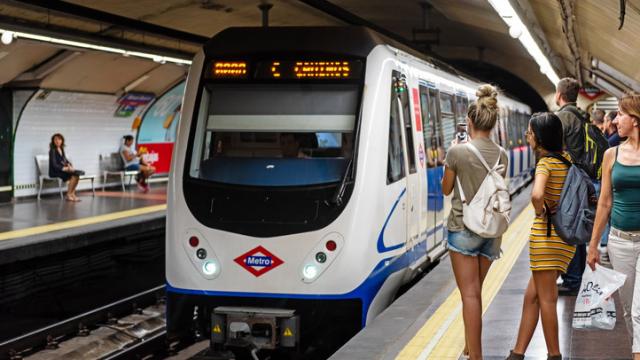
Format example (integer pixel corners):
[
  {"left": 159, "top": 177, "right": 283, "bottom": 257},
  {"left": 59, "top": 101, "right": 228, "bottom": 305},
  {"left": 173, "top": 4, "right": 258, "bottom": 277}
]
[{"left": 0, "top": 89, "right": 12, "bottom": 203}]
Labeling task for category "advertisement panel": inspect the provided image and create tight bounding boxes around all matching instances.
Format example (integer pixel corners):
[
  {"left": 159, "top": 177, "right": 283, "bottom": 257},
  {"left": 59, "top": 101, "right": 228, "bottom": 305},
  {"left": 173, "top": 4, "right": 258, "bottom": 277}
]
[{"left": 137, "top": 82, "right": 185, "bottom": 174}]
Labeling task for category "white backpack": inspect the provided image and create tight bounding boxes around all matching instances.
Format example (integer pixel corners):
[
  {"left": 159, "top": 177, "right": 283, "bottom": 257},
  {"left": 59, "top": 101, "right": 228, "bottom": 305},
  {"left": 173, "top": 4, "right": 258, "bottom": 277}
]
[{"left": 456, "top": 143, "right": 511, "bottom": 238}]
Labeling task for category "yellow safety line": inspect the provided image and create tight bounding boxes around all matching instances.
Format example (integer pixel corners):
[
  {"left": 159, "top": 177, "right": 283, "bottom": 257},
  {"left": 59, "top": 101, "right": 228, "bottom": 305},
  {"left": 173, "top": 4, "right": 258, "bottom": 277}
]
[
  {"left": 0, "top": 204, "right": 167, "bottom": 242},
  {"left": 396, "top": 205, "right": 535, "bottom": 360}
]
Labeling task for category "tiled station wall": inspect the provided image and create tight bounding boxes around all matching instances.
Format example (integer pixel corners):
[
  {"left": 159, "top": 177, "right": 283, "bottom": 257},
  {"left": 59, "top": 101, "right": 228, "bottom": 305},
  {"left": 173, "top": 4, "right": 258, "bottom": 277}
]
[{"left": 13, "top": 90, "right": 137, "bottom": 197}]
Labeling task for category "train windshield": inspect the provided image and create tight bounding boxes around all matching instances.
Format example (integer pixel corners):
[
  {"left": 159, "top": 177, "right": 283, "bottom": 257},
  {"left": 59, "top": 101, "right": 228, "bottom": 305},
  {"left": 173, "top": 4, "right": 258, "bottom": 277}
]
[{"left": 189, "top": 83, "right": 359, "bottom": 187}]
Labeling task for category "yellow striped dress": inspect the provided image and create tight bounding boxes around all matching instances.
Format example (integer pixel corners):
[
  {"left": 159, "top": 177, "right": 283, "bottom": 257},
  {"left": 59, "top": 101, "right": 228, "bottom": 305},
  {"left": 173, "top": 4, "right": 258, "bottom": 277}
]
[{"left": 529, "top": 153, "right": 576, "bottom": 273}]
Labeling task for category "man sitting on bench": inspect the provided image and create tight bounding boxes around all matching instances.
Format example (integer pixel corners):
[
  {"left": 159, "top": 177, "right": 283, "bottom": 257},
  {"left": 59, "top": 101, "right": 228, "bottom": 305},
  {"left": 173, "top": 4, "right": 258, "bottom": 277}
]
[{"left": 120, "top": 135, "right": 155, "bottom": 192}]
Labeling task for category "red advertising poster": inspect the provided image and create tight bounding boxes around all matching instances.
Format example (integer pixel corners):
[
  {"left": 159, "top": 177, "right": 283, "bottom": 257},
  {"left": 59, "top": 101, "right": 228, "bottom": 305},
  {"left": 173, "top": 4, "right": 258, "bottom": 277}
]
[
  {"left": 137, "top": 143, "right": 174, "bottom": 174},
  {"left": 412, "top": 88, "right": 422, "bottom": 132}
]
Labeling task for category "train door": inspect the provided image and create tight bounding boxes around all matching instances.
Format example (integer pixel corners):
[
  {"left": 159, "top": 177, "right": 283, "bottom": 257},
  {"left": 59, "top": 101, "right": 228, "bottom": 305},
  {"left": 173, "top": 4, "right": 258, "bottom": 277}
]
[
  {"left": 419, "top": 84, "right": 445, "bottom": 251},
  {"left": 386, "top": 71, "right": 408, "bottom": 253},
  {"left": 392, "top": 71, "right": 420, "bottom": 251}
]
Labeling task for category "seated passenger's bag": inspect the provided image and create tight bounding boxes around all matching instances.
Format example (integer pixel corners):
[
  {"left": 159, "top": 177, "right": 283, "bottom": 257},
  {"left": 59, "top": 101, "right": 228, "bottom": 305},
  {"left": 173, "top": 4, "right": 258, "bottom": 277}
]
[
  {"left": 456, "top": 143, "right": 511, "bottom": 238},
  {"left": 544, "top": 153, "right": 597, "bottom": 245},
  {"left": 572, "top": 264, "right": 626, "bottom": 330}
]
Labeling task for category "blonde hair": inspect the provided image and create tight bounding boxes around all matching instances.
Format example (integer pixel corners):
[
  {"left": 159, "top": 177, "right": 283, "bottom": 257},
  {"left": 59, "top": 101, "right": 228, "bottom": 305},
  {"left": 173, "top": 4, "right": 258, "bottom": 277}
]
[{"left": 467, "top": 84, "right": 499, "bottom": 131}]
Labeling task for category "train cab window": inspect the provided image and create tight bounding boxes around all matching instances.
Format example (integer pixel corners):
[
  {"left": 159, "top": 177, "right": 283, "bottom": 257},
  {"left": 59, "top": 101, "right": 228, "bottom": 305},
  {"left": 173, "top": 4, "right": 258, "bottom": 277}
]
[
  {"left": 439, "top": 93, "right": 456, "bottom": 152},
  {"left": 388, "top": 72, "right": 406, "bottom": 184},
  {"left": 419, "top": 86, "right": 444, "bottom": 168},
  {"left": 189, "top": 83, "right": 359, "bottom": 187}
]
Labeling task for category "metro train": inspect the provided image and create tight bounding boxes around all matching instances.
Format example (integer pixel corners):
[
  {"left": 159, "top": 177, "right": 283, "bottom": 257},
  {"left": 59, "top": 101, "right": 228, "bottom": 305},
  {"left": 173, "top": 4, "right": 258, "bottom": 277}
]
[{"left": 166, "top": 27, "right": 533, "bottom": 354}]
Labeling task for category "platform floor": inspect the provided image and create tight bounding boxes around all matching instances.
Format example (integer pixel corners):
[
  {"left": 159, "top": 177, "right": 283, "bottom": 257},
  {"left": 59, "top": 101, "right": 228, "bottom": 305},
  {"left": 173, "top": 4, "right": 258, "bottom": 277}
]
[
  {"left": 0, "top": 186, "right": 166, "bottom": 237},
  {"left": 331, "top": 185, "right": 632, "bottom": 360}
]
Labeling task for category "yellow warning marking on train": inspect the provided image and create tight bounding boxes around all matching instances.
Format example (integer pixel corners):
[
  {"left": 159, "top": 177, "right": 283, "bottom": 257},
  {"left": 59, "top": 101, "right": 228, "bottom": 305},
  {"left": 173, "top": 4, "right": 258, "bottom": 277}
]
[
  {"left": 283, "top": 328, "right": 293, "bottom": 337},
  {"left": 213, "top": 324, "right": 222, "bottom": 334},
  {"left": 396, "top": 205, "right": 535, "bottom": 360},
  {"left": 0, "top": 204, "right": 167, "bottom": 242}
]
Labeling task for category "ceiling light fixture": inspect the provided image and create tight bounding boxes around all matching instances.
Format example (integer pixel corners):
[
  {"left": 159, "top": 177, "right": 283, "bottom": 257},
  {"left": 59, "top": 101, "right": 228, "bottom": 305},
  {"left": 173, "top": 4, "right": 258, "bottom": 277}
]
[
  {"left": 487, "top": 0, "right": 559, "bottom": 86},
  {"left": 0, "top": 28, "right": 192, "bottom": 66},
  {"left": 1, "top": 31, "right": 14, "bottom": 45}
]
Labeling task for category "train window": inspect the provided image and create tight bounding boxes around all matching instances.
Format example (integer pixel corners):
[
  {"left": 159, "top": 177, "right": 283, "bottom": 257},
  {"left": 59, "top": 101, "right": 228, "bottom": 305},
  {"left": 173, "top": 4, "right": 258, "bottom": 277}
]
[
  {"left": 439, "top": 93, "right": 456, "bottom": 152},
  {"left": 454, "top": 95, "right": 468, "bottom": 124},
  {"left": 189, "top": 83, "right": 358, "bottom": 187},
  {"left": 394, "top": 72, "right": 416, "bottom": 174},
  {"left": 388, "top": 72, "right": 406, "bottom": 184},
  {"left": 419, "top": 86, "right": 444, "bottom": 167}
]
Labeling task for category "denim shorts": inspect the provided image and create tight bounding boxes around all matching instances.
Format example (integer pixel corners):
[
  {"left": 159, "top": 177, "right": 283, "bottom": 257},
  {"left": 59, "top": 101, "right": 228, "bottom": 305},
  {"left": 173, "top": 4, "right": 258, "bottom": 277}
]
[
  {"left": 447, "top": 228, "right": 502, "bottom": 260},
  {"left": 125, "top": 163, "right": 140, "bottom": 171}
]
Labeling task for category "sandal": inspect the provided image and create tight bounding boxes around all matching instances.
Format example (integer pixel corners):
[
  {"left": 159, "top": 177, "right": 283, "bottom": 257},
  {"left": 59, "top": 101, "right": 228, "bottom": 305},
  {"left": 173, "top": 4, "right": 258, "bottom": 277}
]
[{"left": 547, "top": 355, "right": 562, "bottom": 360}]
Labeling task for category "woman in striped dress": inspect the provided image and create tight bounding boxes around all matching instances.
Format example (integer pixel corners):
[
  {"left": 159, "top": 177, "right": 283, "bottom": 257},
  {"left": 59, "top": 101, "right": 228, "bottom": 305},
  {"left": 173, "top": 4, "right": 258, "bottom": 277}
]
[{"left": 507, "top": 113, "right": 575, "bottom": 360}]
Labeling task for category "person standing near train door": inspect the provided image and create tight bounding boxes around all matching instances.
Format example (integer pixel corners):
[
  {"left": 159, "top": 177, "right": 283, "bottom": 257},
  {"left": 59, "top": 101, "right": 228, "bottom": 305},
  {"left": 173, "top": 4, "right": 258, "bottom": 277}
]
[
  {"left": 441, "top": 84, "right": 508, "bottom": 360},
  {"left": 554, "top": 77, "right": 589, "bottom": 295}
]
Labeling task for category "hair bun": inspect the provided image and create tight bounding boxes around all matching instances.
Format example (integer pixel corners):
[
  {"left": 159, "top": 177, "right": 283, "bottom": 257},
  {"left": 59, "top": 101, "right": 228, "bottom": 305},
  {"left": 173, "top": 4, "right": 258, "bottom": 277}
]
[{"left": 476, "top": 84, "right": 498, "bottom": 110}]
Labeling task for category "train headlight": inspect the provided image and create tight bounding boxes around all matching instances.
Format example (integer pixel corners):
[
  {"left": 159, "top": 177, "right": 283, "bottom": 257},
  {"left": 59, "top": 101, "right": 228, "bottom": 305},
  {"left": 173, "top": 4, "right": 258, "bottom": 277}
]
[
  {"left": 203, "top": 260, "right": 219, "bottom": 276},
  {"left": 302, "top": 264, "right": 319, "bottom": 280}
]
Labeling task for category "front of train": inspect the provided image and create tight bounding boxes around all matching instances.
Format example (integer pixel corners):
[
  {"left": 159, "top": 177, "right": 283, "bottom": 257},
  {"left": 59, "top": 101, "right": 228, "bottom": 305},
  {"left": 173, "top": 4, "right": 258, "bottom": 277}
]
[{"left": 166, "top": 27, "right": 390, "bottom": 354}]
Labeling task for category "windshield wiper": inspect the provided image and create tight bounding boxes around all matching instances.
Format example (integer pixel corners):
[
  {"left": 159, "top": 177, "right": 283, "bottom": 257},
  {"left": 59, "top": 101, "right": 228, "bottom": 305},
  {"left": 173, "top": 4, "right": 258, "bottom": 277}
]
[{"left": 329, "top": 157, "right": 353, "bottom": 207}]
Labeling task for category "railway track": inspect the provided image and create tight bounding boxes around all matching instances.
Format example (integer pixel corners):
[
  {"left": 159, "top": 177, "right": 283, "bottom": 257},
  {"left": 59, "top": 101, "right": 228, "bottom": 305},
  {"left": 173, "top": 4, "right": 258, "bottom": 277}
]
[{"left": 0, "top": 285, "right": 167, "bottom": 360}]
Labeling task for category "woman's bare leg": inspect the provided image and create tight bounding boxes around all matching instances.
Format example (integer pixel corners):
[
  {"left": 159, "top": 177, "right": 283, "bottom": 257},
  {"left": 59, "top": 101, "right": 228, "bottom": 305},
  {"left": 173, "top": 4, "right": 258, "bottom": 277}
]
[
  {"left": 512, "top": 276, "right": 540, "bottom": 355},
  {"left": 532, "top": 270, "right": 561, "bottom": 356},
  {"left": 450, "top": 251, "right": 490, "bottom": 360}
]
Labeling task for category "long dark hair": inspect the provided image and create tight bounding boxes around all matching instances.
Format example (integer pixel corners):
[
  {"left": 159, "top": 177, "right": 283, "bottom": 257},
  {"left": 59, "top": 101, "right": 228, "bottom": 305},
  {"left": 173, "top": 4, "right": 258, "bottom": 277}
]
[
  {"left": 529, "top": 112, "right": 563, "bottom": 153},
  {"left": 50, "top": 133, "right": 65, "bottom": 152}
]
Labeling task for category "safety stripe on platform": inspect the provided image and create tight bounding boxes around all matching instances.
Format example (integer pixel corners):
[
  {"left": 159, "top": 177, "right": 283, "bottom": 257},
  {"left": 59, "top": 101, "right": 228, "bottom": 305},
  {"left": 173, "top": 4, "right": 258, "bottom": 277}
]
[
  {"left": 396, "top": 205, "right": 535, "bottom": 360},
  {"left": 0, "top": 204, "right": 167, "bottom": 242}
]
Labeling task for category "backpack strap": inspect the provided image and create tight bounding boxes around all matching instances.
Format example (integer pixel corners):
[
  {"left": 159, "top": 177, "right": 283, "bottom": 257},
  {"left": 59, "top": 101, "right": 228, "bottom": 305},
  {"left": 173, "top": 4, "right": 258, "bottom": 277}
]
[
  {"left": 466, "top": 142, "right": 503, "bottom": 171},
  {"left": 541, "top": 153, "right": 571, "bottom": 238},
  {"left": 456, "top": 142, "right": 504, "bottom": 205},
  {"left": 543, "top": 152, "right": 572, "bottom": 168},
  {"left": 560, "top": 105, "right": 587, "bottom": 123}
]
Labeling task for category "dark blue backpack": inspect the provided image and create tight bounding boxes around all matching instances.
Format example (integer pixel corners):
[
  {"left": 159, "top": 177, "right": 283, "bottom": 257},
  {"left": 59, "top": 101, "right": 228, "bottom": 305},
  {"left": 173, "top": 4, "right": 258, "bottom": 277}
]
[{"left": 544, "top": 153, "right": 597, "bottom": 245}]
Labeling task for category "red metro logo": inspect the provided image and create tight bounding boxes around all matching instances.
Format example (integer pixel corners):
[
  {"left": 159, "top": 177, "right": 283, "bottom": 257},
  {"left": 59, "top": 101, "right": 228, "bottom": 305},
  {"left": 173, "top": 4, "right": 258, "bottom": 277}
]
[{"left": 234, "top": 246, "right": 284, "bottom": 277}]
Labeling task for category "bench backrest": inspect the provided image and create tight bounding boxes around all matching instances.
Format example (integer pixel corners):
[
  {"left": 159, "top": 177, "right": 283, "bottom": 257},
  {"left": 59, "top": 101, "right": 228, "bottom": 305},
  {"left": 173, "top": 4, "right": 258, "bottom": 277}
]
[
  {"left": 35, "top": 154, "right": 49, "bottom": 177},
  {"left": 100, "top": 152, "right": 125, "bottom": 172}
]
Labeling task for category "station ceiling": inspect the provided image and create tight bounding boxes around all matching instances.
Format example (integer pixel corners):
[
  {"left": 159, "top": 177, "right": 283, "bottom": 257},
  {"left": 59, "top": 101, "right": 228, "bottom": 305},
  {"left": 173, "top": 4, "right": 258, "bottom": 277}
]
[{"left": 0, "top": 0, "right": 636, "bottom": 108}]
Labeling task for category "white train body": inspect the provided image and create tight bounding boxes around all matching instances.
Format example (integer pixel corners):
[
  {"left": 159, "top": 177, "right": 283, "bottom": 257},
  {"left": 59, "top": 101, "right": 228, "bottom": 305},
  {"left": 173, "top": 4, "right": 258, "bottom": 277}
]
[{"left": 166, "top": 27, "right": 532, "bottom": 349}]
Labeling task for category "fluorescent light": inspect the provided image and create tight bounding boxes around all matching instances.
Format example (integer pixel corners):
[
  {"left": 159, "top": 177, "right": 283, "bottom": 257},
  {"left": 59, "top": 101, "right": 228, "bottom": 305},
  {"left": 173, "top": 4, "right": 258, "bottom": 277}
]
[
  {"left": 1, "top": 31, "right": 14, "bottom": 45},
  {"left": 487, "top": 0, "right": 559, "bottom": 86},
  {"left": 124, "top": 74, "right": 150, "bottom": 92},
  {"left": 0, "top": 28, "right": 192, "bottom": 66}
]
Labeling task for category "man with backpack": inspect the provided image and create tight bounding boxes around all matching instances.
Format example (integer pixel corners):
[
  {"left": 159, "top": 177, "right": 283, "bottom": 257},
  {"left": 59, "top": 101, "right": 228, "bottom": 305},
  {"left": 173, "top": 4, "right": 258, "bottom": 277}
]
[{"left": 554, "top": 78, "right": 609, "bottom": 295}]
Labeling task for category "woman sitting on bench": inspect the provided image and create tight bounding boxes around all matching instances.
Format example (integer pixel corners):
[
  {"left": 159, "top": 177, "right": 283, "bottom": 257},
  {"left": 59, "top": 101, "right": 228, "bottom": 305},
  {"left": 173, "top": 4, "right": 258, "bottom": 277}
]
[
  {"left": 120, "top": 135, "right": 155, "bottom": 192},
  {"left": 49, "top": 133, "right": 81, "bottom": 202}
]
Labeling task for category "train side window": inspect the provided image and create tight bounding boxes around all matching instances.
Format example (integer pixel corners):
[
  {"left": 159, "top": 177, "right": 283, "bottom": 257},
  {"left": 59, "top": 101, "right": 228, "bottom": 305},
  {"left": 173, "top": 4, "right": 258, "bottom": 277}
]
[
  {"left": 387, "top": 72, "right": 406, "bottom": 184},
  {"left": 439, "top": 93, "right": 455, "bottom": 152},
  {"left": 419, "top": 85, "right": 444, "bottom": 167},
  {"left": 455, "top": 95, "right": 468, "bottom": 124},
  {"left": 394, "top": 73, "right": 416, "bottom": 174}
]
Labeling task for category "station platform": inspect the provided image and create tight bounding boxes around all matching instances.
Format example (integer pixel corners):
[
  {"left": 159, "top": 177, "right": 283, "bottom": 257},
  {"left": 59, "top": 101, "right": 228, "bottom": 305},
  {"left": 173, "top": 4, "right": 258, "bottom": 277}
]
[
  {"left": 331, "top": 187, "right": 632, "bottom": 360},
  {"left": 0, "top": 187, "right": 167, "bottom": 266}
]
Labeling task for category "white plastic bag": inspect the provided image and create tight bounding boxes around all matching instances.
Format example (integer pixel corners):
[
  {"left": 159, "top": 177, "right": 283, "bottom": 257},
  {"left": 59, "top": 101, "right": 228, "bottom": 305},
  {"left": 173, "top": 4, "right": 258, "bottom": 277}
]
[{"left": 572, "top": 263, "right": 627, "bottom": 330}]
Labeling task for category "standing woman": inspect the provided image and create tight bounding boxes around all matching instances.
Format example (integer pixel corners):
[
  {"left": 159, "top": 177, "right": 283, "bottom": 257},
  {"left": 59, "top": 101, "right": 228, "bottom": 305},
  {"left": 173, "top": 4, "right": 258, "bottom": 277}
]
[
  {"left": 441, "top": 84, "right": 508, "bottom": 360},
  {"left": 587, "top": 93, "right": 640, "bottom": 359},
  {"left": 49, "top": 133, "right": 80, "bottom": 201},
  {"left": 507, "top": 113, "right": 574, "bottom": 360}
]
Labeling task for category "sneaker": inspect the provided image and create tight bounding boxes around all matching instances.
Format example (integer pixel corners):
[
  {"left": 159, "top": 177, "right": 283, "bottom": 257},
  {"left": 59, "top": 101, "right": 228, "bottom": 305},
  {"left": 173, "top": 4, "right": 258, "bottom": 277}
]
[
  {"left": 137, "top": 182, "right": 146, "bottom": 192},
  {"left": 143, "top": 183, "right": 150, "bottom": 193},
  {"left": 505, "top": 350, "right": 525, "bottom": 360},
  {"left": 558, "top": 284, "right": 579, "bottom": 296}
]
